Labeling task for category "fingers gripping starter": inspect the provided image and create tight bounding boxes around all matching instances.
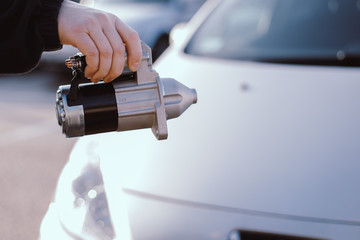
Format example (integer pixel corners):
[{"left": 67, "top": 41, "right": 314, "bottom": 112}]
[{"left": 55, "top": 42, "right": 197, "bottom": 140}]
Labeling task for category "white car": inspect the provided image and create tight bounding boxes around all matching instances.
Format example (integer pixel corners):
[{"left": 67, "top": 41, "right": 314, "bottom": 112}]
[{"left": 40, "top": 0, "right": 360, "bottom": 239}]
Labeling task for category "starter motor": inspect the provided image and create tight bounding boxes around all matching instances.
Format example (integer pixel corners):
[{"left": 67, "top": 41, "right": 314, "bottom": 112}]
[{"left": 55, "top": 42, "right": 197, "bottom": 140}]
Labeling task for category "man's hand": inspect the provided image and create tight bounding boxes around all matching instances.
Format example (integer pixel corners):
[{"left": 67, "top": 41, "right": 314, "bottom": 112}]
[{"left": 57, "top": 0, "right": 142, "bottom": 83}]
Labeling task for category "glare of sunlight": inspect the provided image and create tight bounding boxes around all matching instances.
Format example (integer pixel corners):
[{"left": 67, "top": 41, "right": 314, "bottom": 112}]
[{"left": 169, "top": 22, "right": 189, "bottom": 46}]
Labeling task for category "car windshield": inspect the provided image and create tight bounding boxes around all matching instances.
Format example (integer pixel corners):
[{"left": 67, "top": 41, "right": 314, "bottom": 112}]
[{"left": 185, "top": 0, "right": 360, "bottom": 66}]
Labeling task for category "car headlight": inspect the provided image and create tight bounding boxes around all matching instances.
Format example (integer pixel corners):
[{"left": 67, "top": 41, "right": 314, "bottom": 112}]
[{"left": 40, "top": 138, "right": 117, "bottom": 240}]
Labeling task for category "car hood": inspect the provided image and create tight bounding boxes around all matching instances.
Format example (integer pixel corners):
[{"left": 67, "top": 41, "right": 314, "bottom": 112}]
[{"left": 77, "top": 48, "right": 360, "bottom": 225}]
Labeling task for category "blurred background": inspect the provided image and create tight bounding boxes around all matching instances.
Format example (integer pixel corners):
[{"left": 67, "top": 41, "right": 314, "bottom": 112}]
[
  {"left": 0, "top": 70, "right": 76, "bottom": 240},
  {"left": 0, "top": 0, "right": 206, "bottom": 239}
]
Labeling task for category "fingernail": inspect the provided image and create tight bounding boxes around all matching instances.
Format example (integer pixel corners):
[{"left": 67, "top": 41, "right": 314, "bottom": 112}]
[
  {"left": 103, "top": 77, "right": 112, "bottom": 83},
  {"left": 131, "top": 61, "right": 140, "bottom": 71},
  {"left": 91, "top": 77, "right": 100, "bottom": 83}
]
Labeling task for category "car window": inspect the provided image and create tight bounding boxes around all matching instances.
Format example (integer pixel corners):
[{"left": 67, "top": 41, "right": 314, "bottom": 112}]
[{"left": 185, "top": 0, "right": 360, "bottom": 66}]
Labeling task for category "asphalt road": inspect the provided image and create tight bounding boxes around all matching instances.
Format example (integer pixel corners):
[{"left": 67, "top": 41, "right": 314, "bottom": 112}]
[{"left": 0, "top": 69, "right": 76, "bottom": 240}]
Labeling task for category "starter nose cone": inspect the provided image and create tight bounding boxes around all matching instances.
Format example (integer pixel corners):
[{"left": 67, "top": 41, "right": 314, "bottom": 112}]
[{"left": 162, "top": 78, "right": 198, "bottom": 120}]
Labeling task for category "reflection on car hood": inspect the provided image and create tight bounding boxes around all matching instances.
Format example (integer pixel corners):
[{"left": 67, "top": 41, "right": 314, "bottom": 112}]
[{"left": 78, "top": 48, "right": 360, "bottom": 226}]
